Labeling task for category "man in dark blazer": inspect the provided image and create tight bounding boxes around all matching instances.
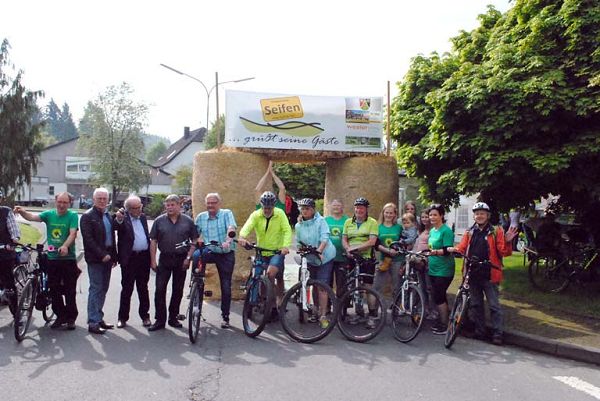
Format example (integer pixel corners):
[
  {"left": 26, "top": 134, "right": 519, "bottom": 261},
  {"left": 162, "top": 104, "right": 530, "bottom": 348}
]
[
  {"left": 114, "top": 195, "right": 151, "bottom": 328},
  {"left": 80, "top": 188, "right": 117, "bottom": 334}
]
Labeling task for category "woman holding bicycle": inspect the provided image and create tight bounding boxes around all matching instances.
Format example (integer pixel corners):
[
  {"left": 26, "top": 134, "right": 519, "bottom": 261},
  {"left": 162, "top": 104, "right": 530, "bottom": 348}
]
[
  {"left": 448, "top": 202, "right": 517, "bottom": 345},
  {"left": 374, "top": 203, "right": 403, "bottom": 301},
  {"left": 295, "top": 198, "right": 336, "bottom": 328},
  {"left": 427, "top": 204, "right": 455, "bottom": 335}
]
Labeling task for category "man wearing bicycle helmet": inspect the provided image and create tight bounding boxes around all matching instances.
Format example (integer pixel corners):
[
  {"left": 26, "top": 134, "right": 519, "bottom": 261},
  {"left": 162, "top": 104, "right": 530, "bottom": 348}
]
[
  {"left": 239, "top": 191, "right": 292, "bottom": 320},
  {"left": 449, "top": 201, "right": 517, "bottom": 345},
  {"left": 0, "top": 190, "right": 20, "bottom": 316},
  {"left": 342, "top": 197, "right": 379, "bottom": 328}
]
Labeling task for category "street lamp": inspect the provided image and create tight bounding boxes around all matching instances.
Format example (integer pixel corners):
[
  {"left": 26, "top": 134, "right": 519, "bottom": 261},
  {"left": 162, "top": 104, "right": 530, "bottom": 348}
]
[{"left": 160, "top": 63, "right": 254, "bottom": 148}]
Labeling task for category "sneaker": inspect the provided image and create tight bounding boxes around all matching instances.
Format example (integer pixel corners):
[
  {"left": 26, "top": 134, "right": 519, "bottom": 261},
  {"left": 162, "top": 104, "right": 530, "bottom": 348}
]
[
  {"left": 431, "top": 323, "right": 447, "bottom": 335},
  {"left": 220, "top": 320, "right": 230, "bottom": 329},
  {"left": 492, "top": 333, "right": 503, "bottom": 346},
  {"left": 319, "top": 316, "right": 330, "bottom": 329},
  {"left": 307, "top": 314, "right": 318, "bottom": 323},
  {"left": 345, "top": 314, "right": 361, "bottom": 325},
  {"left": 366, "top": 316, "right": 377, "bottom": 329},
  {"left": 50, "top": 319, "right": 66, "bottom": 329}
]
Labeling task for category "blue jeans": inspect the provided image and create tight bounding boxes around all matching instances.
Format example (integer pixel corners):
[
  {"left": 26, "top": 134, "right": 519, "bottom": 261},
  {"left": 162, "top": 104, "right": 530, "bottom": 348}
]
[
  {"left": 469, "top": 280, "right": 503, "bottom": 336},
  {"left": 87, "top": 262, "right": 112, "bottom": 325},
  {"left": 192, "top": 249, "right": 235, "bottom": 321}
]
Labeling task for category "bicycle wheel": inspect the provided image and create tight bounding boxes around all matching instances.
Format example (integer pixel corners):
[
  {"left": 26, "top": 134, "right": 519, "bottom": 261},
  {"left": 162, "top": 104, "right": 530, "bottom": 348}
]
[
  {"left": 13, "top": 264, "right": 29, "bottom": 290},
  {"left": 15, "top": 278, "right": 36, "bottom": 342},
  {"left": 391, "top": 283, "right": 425, "bottom": 343},
  {"left": 242, "top": 276, "right": 273, "bottom": 338},
  {"left": 528, "top": 255, "right": 572, "bottom": 293},
  {"left": 280, "top": 280, "right": 337, "bottom": 343},
  {"left": 336, "top": 286, "right": 386, "bottom": 343},
  {"left": 444, "top": 291, "right": 468, "bottom": 349},
  {"left": 188, "top": 282, "right": 203, "bottom": 344}
]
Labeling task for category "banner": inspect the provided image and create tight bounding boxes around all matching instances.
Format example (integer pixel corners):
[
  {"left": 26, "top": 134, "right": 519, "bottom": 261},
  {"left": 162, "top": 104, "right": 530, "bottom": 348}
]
[{"left": 225, "top": 90, "right": 383, "bottom": 153}]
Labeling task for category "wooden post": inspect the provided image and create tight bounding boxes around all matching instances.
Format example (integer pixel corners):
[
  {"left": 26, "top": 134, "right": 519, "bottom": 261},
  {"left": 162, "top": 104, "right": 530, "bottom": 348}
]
[
  {"left": 387, "top": 80, "right": 391, "bottom": 156},
  {"left": 215, "top": 71, "right": 220, "bottom": 149}
]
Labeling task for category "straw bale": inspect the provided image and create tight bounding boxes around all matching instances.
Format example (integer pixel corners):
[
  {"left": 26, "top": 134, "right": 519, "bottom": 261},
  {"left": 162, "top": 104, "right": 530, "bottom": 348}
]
[
  {"left": 324, "top": 155, "right": 399, "bottom": 218},
  {"left": 192, "top": 149, "right": 269, "bottom": 299}
]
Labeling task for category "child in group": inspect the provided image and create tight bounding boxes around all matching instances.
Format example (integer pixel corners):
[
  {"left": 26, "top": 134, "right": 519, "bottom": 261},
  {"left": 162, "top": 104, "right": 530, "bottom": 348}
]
[{"left": 398, "top": 213, "right": 418, "bottom": 250}]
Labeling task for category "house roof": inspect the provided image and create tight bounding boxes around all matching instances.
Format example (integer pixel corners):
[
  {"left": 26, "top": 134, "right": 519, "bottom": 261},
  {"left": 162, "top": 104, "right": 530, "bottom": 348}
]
[
  {"left": 154, "top": 127, "right": 206, "bottom": 168},
  {"left": 43, "top": 136, "right": 79, "bottom": 150}
]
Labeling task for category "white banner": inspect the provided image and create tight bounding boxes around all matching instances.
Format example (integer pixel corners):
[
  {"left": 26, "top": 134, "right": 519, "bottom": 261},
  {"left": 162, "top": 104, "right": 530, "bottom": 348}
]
[{"left": 225, "top": 90, "right": 383, "bottom": 153}]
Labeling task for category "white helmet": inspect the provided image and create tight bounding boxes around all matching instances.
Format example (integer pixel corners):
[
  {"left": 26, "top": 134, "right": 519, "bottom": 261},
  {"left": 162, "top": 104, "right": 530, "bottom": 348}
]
[{"left": 472, "top": 202, "right": 490, "bottom": 212}]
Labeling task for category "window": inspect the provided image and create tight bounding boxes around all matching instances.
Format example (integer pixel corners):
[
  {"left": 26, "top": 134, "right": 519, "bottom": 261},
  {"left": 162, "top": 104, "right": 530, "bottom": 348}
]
[
  {"left": 49, "top": 186, "right": 55, "bottom": 196},
  {"left": 66, "top": 164, "right": 78, "bottom": 172},
  {"left": 456, "top": 206, "right": 469, "bottom": 230},
  {"left": 80, "top": 163, "right": 90, "bottom": 172}
]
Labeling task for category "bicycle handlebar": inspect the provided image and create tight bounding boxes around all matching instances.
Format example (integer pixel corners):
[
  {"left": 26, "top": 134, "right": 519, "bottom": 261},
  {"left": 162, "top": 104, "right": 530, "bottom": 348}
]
[
  {"left": 297, "top": 241, "right": 320, "bottom": 256},
  {"left": 452, "top": 252, "right": 501, "bottom": 270},
  {"left": 232, "top": 239, "right": 281, "bottom": 254}
]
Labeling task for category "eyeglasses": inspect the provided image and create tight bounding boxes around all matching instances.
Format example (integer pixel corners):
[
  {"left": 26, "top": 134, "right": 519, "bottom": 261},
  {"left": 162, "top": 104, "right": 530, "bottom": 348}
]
[{"left": 129, "top": 206, "right": 142, "bottom": 210}]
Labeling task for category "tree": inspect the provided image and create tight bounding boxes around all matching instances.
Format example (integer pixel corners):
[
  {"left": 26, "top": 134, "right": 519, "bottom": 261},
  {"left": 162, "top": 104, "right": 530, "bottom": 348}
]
[
  {"left": 78, "top": 82, "right": 148, "bottom": 207},
  {"left": 204, "top": 115, "right": 225, "bottom": 150},
  {"left": 0, "top": 39, "right": 45, "bottom": 199},
  {"left": 273, "top": 163, "right": 326, "bottom": 200},
  {"left": 173, "top": 165, "right": 193, "bottom": 194},
  {"left": 44, "top": 98, "right": 77, "bottom": 142},
  {"left": 390, "top": 1, "right": 600, "bottom": 233},
  {"left": 146, "top": 141, "right": 168, "bottom": 164}
]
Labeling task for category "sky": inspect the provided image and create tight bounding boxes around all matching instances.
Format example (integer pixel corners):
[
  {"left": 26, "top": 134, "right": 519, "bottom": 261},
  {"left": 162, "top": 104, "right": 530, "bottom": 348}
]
[{"left": 2, "top": 0, "right": 512, "bottom": 143}]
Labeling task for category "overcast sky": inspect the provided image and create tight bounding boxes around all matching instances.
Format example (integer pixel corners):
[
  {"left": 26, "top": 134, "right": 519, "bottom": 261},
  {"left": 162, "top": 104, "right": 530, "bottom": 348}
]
[{"left": 2, "top": 0, "right": 511, "bottom": 143}]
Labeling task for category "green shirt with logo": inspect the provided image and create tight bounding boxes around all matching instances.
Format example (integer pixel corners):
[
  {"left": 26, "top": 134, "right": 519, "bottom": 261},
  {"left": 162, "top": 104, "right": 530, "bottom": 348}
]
[
  {"left": 378, "top": 223, "right": 403, "bottom": 262},
  {"left": 325, "top": 215, "right": 348, "bottom": 262},
  {"left": 39, "top": 209, "right": 79, "bottom": 260},
  {"left": 428, "top": 224, "right": 455, "bottom": 277}
]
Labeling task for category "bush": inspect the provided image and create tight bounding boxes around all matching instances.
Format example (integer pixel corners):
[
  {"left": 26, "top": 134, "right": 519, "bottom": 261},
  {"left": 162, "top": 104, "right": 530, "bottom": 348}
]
[
  {"left": 145, "top": 193, "right": 167, "bottom": 218},
  {"left": 315, "top": 199, "right": 324, "bottom": 215}
]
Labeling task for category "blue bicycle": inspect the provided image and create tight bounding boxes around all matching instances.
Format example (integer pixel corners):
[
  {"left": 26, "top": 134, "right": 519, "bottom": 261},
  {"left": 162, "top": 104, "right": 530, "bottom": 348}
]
[{"left": 236, "top": 240, "right": 280, "bottom": 338}]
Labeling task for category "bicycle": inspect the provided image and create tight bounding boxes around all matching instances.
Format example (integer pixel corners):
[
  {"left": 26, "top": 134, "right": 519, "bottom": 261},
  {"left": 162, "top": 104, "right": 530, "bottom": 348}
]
[
  {"left": 14, "top": 243, "right": 55, "bottom": 342},
  {"left": 528, "top": 235, "right": 599, "bottom": 293},
  {"left": 336, "top": 250, "right": 386, "bottom": 343},
  {"left": 235, "top": 240, "right": 279, "bottom": 338},
  {"left": 0, "top": 243, "right": 25, "bottom": 317},
  {"left": 279, "top": 242, "right": 338, "bottom": 343},
  {"left": 390, "top": 244, "right": 429, "bottom": 343},
  {"left": 444, "top": 253, "right": 499, "bottom": 349}
]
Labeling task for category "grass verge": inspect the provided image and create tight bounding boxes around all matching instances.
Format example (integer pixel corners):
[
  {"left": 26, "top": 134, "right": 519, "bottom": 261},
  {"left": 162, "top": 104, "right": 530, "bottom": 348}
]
[{"left": 18, "top": 222, "right": 42, "bottom": 245}]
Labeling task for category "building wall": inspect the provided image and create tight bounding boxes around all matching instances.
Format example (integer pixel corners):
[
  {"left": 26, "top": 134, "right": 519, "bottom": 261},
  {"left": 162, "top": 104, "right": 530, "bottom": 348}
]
[{"left": 160, "top": 143, "right": 204, "bottom": 175}]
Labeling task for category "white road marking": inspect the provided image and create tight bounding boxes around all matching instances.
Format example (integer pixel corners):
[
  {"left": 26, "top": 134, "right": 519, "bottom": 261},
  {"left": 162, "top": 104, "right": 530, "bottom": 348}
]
[{"left": 554, "top": 376, "right": 600, "bottom": 400}]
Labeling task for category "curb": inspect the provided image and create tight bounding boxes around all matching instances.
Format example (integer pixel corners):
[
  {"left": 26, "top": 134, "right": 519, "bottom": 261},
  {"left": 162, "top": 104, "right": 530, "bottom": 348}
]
[{"left": 504, "top": 328, "right": 600, "bottom": 366}]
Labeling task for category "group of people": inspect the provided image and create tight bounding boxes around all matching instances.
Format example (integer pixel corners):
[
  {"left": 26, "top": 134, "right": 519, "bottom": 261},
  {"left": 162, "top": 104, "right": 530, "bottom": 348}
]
[{"left": 0, "top": 175, "right": 517, "bottom": 345}]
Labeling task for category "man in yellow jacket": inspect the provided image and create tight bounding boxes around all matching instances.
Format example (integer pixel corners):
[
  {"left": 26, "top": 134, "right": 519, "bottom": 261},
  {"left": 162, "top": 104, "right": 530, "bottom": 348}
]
[{"left": 239, "top": 191, "right": 292, "bottom": 319}]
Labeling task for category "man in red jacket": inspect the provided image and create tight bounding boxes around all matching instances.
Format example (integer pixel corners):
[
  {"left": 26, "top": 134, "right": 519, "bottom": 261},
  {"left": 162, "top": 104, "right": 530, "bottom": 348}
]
[{"left": 450, "top": 202, "right": 517, "bottom": 345}]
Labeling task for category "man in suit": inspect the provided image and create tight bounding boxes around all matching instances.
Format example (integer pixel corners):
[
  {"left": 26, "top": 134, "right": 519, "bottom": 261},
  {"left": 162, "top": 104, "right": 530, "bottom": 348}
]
[
  {"left": 114, "top": 195, "right": 151, "bottom": 328},
  {"left": 80, "top": 187, "right": 117, "bottom": 335}
]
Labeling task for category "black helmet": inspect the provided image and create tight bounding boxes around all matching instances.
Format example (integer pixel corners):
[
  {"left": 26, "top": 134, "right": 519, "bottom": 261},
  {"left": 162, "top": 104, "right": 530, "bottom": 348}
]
[
  {"left": 297, "top": 198, "right": 315, "bottom": 208},
  {"left": 354, "top": 197, "right": 370, "bottom": 207},
  {"left": 259, "top": 191, "right": 277, "bottom": 207}
]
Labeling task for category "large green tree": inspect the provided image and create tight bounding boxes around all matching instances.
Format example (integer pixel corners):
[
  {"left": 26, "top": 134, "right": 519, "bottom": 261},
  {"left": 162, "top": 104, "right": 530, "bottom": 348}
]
[
  {"left": 391, "top": 1, "right": 600, "bottom": 225},
  {"left": 204, "top": 115, "right": 225, "bottom": 150},
  {"left": 146, "top": 141, "right": 168, "bottom": 164},
  {"left": 78, "top": 82, "right": 148, "bottom": 207},
  {"left": 173, "top": 165, "right": 193, "bottom": 194},
  {"left": 0, "top": 39, "right": 44, "bottom": 199},
  {"left": 44, "top": 99, "right": 77, "bottom": 142}
]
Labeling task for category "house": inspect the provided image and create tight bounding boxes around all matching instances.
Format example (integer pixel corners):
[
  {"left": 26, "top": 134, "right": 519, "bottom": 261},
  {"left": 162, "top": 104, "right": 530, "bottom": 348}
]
[{"left": 154, "top": 127, "right": 207, "bottom": 175}]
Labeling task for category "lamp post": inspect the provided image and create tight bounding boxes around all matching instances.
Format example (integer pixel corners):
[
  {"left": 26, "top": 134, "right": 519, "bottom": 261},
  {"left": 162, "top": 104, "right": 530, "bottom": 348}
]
[{"left": 160, "top": 63, "right": 254, "bottom": 148}]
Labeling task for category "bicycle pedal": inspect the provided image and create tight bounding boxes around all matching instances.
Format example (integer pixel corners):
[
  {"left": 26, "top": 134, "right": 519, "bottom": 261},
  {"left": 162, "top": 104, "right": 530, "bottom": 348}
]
[{"left": 204, "top": 290, "right": 213, "bottom": 297}]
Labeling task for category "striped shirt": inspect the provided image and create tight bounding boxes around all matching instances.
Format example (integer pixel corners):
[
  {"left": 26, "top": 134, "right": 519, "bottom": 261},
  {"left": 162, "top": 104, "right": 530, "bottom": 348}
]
[{"left": 195, "top": 209, "right": 237, "bottom": 253}]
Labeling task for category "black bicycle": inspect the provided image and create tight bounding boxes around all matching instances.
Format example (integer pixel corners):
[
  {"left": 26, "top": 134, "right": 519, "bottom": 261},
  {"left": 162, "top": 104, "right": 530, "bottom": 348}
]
[
  {"left": 444, "top": 253, "right": 499, "bottom": 349},
  {"left": 390, "top": 245, "right": 429, "bottom": 343},
  {"left": 279, "top": 242, "right": 338, "bottom": 343},
  {"left": 236, "top": 240, "right": 279, "bottom": 338},
  {"left": 336, "top": 251, "right": 386, "bottom": 343},
  {"left": 14, "top": 244, "right": 54, "bottom": 342}
]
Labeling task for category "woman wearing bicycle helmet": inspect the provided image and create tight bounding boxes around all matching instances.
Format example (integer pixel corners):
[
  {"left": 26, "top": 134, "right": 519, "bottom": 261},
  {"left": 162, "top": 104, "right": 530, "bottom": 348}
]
[
  {"left": 295, "top": 198, "right": 336, "bottom": 328},
  {"left": 342, "top": 197, "right": 380, "bottom": 328}
]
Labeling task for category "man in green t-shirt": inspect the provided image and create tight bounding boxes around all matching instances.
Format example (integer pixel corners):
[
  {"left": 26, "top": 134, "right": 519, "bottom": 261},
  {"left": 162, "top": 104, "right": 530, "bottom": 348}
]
[
  {"left": 325, "top": 199, "right": 349, "bottom": 297},
  {"left": 15, "top": 192, "right": 80, "bottom": 330}
]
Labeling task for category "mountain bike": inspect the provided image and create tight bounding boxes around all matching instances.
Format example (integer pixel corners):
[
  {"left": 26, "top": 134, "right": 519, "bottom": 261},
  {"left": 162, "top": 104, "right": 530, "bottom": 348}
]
[
  {"left": 528, "top": 236, "right": 599, "bottom": 293},
  {"left": 336, "top": 251, "right": 386, "bottom": 343},
  {"left": 390, "top": 245, "right": 429, "bottom": 343},
  {"left": 279, "top": 242, "right": 338, "bottom": 343},
  {"left": 236, "top": 240, "right": 279, "bottom": 338},
  {"left": 14, "top": 244, "right": 55, "bottom": 342},
  {"left": 444, "top": 253, "right": 499, "bottom": 349}
]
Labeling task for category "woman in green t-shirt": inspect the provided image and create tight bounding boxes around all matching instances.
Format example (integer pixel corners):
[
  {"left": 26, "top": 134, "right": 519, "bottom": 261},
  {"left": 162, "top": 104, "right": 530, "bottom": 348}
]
[
  {"left": 427, "top": 204, "right": 455, "bottom": 335},
  {"left": 374, "top": 202, "right": 403, "bottom": 301}
]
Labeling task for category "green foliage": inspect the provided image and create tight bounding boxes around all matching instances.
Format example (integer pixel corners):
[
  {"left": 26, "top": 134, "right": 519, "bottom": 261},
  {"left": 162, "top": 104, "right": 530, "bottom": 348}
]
[
  {"left": 77, "top": 82, "right": 149, "bottom": 208},
  {"left": 0, "top": 39, "right": 45, "bottom": 199},
  {"left": 273, "top": 163, "right": 326, "bottom": 199},
  {"left": 173, "top": 165, "right": 193, "bottom": 194},
  {"left": 146, "top": 141, "right": 168, "bottom": 164},
  {"left": 18, "top": 222, "right": 41, "bottom": 245},
  {"left": 390, "top": 0, "right": 600, "bottom": 227},
  {"left": 145, "top": 193, "right": 167, "bottom": 218},
  {"left": 315, "top": 199, "right": 324, "bottom": 215},
  {"left": 204, "top": 115, "right": 225, "bottom": 150},
  {"left": 44, "top": 99, "right": 78, "bottom": 142}
]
